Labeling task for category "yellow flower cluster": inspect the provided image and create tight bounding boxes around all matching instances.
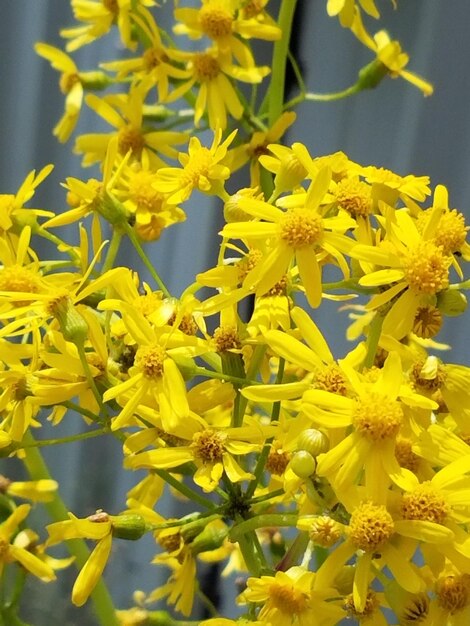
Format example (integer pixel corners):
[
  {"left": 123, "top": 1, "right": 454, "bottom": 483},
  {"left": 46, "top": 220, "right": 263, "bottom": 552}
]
[{"left": 1, "top": 1, "right": 469, "bottom": 625}]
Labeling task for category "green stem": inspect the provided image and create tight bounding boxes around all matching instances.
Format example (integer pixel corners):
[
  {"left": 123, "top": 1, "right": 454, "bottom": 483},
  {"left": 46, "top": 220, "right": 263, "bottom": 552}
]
[
  {"left": 17, "top": 428, "right": 107, "bottom": 450},
  {"left": 362, "top": 312, "right": 384, "bottom": 370},
  {"left": 35, "top": 228, "right": 80, "bottom": 266},
  {"left": 284, "top": 83, "right": 362, "bottom": 109},
  {"left": 193, "top": 366, "right": 258, "bottom": 387},
  {"left": 267, "top": 0, "right": 299, "bottom": 126},
  {"left": 230, "top": 513, "right": 298, "bottom": 541},
  {"left": 123, "top": 222, "right": 171, "bottom": 298},
  {"left": 21, "top": 432, "right": 119, "bottom": 626},
  {"left": 101, "top": 229, "right": 123, "bottom": 273},
  {"left": 152, "top": 469, "right": 216, "bottom": 510}
]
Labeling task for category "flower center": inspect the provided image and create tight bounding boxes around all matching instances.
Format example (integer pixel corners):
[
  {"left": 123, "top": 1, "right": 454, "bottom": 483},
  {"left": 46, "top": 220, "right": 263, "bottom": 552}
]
[
  {"left": 344, "top": 591, "right": 379, "bottom": 618},
  {"left": 402, "top": 242, "right": 450, "bottom": 294},
  {"left": 127, "top": 170, "right": 164, "bottom": 212},
  {"left": 349, "top": 502, "right": 394, "bottom": 552},
  {"left": 199, "top": 5, "right": 233, "bottom": 39},
  {"left": 306, "top": 516, "right": 342, "bottom": 547},
  {"left": 243, "top": 0, "right": 264, "bottom": 18},
  {"left": 0, "top": 538, "right": 9, "bottom": 558},
  {"left": 191, "top": 429, "right": 227, "bottom": 462},
  {"left": 268, "top": 581, "right": 308, "bottom": 614},
  {"left": 134, "top": 345, "right": 166, "bottom": 379},
  {"left": 237, "top": 249, "right": 263, "bottom": 283},
  {"left": 157, "top": 529, "right": 182, "bottom": 554},
  {"left": 410, "top": 358, "right": 447, "bottom": 393},
  {"left": 352, "top": 392, "right": 403, "bottom": 442},
  {"left": 266, "top": 441, "right": 291, "bottom": 476},
  {"left": 0, "top": 475, "right": 11, "bottom": 493},
  {"left": 335, "top": 178, "right": 372, "bottom": 218},
  {"left": 437, "top": 575, "right": 470, "bottom": 614},
  {"left": 434, "top": 210, "right": 468, "bottom": 254},
  {"left": 45, "top": 290, "right": 70, "bottom": 317},
  {"left": 401, "top": 483, "right": 450, "bottom": 525},
  {"left": 102, "top": 0, "right": 118, "bottom": 13},
  {"left": 0, "top": 266, "right": 41, "bottom": 296},
  {"left": 399, "top": 594, "right": 429, "bottom": 624},
  {"left": 193, "top": 53, "right": 220, "bottom": 81},
  {"left": 314, "top": 365, "right": 348, "bottom": 395},
  {"left": 412, "top": 305, "right": 442, "bottom": 338},
  {"left": 181, "top": 147, "right": 213, "bottom": 188},
  {"left": 118, "top": 125, "right": 145, "bottom": 158},
  {"left": 213, "top": 325, "right": 241, "bottom": 352},
  {"left": 395, "top": 436, "right": 420, "bottom": 473},
  {"left": 143, "top": 48, "right": 166, "bottom": 71},
  {"left": 279, "top": 209, "right": 324, "bottom": 249}
]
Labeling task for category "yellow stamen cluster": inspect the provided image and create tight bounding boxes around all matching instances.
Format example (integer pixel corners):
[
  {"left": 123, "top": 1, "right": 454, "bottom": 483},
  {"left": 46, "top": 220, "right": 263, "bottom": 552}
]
[
  {"left": 237, "top": 249, "right": 263, "bottom": 283},
  {"left": 266, "top": 442, "right": 291, "bottom": 476},
  {"left": 436, "top": 574, "right": 470, "bottom": 614},
  {"left": 344, "top": 590, "right": 379, "bottom": 617},
  {"left": 335, "top": 178, "right": 372, "bottom": 217},
  {"left": 103, "top": 0, "right": 118, "bottom": 14},
  {"left": 213, "top": 325, "right": 241, "bottom": 352},
  {"left": 191, "top": 429, "right": 227, "bottom": 462},
  {"left": 134, "top": 345, "right": 166, "bottom": 379},
  {"left": 314, "top": 365, "right": 349, "bottom": 395},
  {"left": 193, "top": 53, "right": 220, "bottom": 81},
  {"left": 242, "top": 0, "right": 264, "bottom": 18},
  {"left": 199, "top": 5, "right": 233, "bottom": 39},
  {"left": 307, "top": 516, "right": 342, "bottom": 547},
  {"left": 279, "top": 209, "right": 324, "bottom": 249},
  {"left": 349, "top": 502, "right": 394, "bottom": 552},
  {"left": 410, "top": 359, "right": 447, "bottom": 392},
  {"left": 181, "top": 149, "right": 213, "bottom": 188},
  {"left": 403, "top": 242, "right": 450, "bottom": 294},
  {"left": 127, "top": 170, "right": 164, "bottom": 212},
  {"left": 401, "top": 483, "right": 449, "bottom": 525},
  {"left": 0, "top": 266, "right": 40, "bottom": 295},
  {"left": 352, "top": 393, "right": 403, "bottom": 441},
  {"left": 157, "top": 529, "right": 182, "bottom": 554},
  {"left": 59, "top": 72, "right": 80, "bottom": 94},
  {"left": 133, "top": 293, "right": 162, "bottom": 318},
  {"left": 118, "top": 125, "right": 145, "bottom": 158},
  {"left": 395, "top": 436, "right": 420, "bottom": 473},
  {"left": 268, "top": 581, "right": 308, "bottom": 614},
  {"left": 433, "top": 209, "right": 468, "bottom": 254}
]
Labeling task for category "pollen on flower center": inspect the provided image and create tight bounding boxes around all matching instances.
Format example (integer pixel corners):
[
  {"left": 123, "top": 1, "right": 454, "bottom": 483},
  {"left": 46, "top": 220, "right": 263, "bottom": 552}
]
[
  {"left": 437, "top": 574, "right": 470, "bottom": 614},
  {"left": 403, "top": 242, "right": 450, "bottom": 294},
  {"left": 45, "top": 290, "right": 70, "bottom": 316},
  {"left": 134, "top": 345, "right": 166, "bottom": 379},
  {"left": 199, "top": 5, "right": 233, "bottom": 39},
  {"left": 279, "top": 209, "right": 324, "bottom": 249},
  {"left": 307, "top": 516, "right": 342, "bottom": 547},
  {"left": 243, "top": 0, "right": 264, "bottom": 18},
  {"left": 143, "top": 48, "right": 166, "bottom": 71},
  {"left": 344, "top": 591, "right": 379, "bottom": 618},
  {"left": 193, "top": 53, "right": 220, "bottom": 81},
  {"left": 352, "top": 393, "right": 403, "bottom": 441},
  {"left": 127, "top": 170, "right": 164, "bottom": 212},
  {"left": 0, "top": 266, "right": 40, "bottom": 295},
  {"left": 335, "top": 178, "right": 372, "bottom": 218},
  {"left": 118, "top": 125, "right": 145, "bottom": 158},
  {"left": 433, "top": 210, "right": 469, "bottom": 254},
  {"left": 349, "top": 502, "right": 395, "bottom": 552},
  {"left": 268, "top": 581, "right": 308, "bottom": 614},
  {"left": 213, "top": 325, "right": 241, "bottom": 352},
  {"left": 103, "top": 0, "right": 118, "bottom": 14},
  {"left": 395, "top": 436, "right": 420, "bottom": 473},
  {"left": 314, "top": 364, "right": 348, "bottom": 395},
  {"left": 132, "top": 292, "right": 162, "bottom": 318},
  {"left": 181, "top": 148, "right": 213, "bottom": 188},
  {"left": 191, "top": 429, "right": 227, "bottom": 462},
  {"left": 401, "top": 483, "right": 450, "bottom": 525},
  {"left": 266, "top": 443, "right": 291, "bottom": 476},
  {"left": 410, "top": 359, "right": 447, "bottom": 392}
]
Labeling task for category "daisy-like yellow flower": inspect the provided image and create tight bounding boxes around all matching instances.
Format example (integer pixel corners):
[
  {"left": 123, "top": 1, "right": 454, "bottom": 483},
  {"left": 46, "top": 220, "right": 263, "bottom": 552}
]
[
  {"left": 124, "top": 414, "right": 270, "bottom": 492},
  {"left": 75, "top": 83, "right": 188, "bottom": 167},
  {"left": 155, "top": 129, "right": 236, "bottom": 204},
  {"left": 173, "top": 0, "right": 280, "bottom": 59},
  {"left": 351, "top": 210, "right": 454, "bottom": 339},
  {"left": 304, "top": 352, "right": 437, "bottom": 501},
  {"left": 239, "top": 566, "right": 344, "bottom": 626},
  {"left": 352, "top": 21, "right": 433, "bottom": 96},
  {"left": 0, "top": 475, "right": 58, "bottom": 502},
  {"left": 60, "top": 0, "right": 156, "bottom": 52},
  {"left": 0, "top": 504, "right": 56, "bottom": 581},
  {"left": 221, "top": 168, "right": 356, "bottom": 307},
  {"left": 100, "top": 7, "right": 188, "bottom": 102},
  {"left": 165, "top": 46, "right": 269, "bottom": 130}
]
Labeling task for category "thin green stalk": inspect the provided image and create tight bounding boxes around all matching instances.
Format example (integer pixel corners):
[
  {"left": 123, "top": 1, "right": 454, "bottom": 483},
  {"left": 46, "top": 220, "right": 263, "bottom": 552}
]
[
  {"left": 230, "top": 513, "right": 298, "bottom": 541},
  {"left": 21, "top": 432, "right": 119, "bottom": 626},
  {"left": 101, "top": 229, "right": 123, "bottom": 273},
  {"left": 16, "top": 428, "right": 107, "bottom": 449},
  {"left": 123, "top": 222, "right": 171, "bottom": 298},
  {"left": 362, "top": 312, "right": 384, "bottom": 370},
  {"left": 284, "top": 83, "right": 362, "bottom": 109},
  {"left": 153, "top": 469, "right": 217, "bottom": 510},
  {"left": 193, "top": 366, "right": 258, "bottom": 387},
  {"left": 266, "top": 0, "right": 299, "bottom": 126}
]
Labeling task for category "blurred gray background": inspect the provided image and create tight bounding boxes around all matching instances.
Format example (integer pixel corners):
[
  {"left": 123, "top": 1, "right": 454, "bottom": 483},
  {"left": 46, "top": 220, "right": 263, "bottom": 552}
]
[{"left": 0, "top": 1, "right": 469, "bottom": 624}]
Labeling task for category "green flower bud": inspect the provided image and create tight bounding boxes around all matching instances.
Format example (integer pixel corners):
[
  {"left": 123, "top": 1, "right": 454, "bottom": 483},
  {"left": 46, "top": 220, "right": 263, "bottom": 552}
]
[
  {"left": 296, "top": 429, "right": 329, "bottom": 457},
  {"left": 111, "top": 514, "right": 148, "bottom": 540},
  {"left": 50, "top": 297, "right": 88, "bottom": 345},
  {"left": 290, "top": 451, "right": 316, "bottom": 478},
  {"left": 79, "top": 71, "right": 111, "bottom": 91},
  {"left": 437, "top": 289, "right": 467, "bottom": 316},
  {"left": 190, "top": 524, "right": 228, "bottom": 555},
  {"left": 357, "top": 59, "right": 389, "bottom": 90}
]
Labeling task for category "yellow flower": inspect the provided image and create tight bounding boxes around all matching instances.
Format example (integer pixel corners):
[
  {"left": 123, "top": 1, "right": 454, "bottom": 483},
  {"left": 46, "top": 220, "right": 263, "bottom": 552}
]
[
  {"left": 0, "top": 475, "right": 58, "bottom": 502},
  {"left": 155, "top": 129, "right": 236, "bottom": 204},
  {"left": 0, "top": 504, "right": 56, "bottom": 581},
  {"left": 124, "top": 414, "right": 268, "bottom": 492},
  {"left": 165, "top": 46, "right": 269, "bottom": 130},
  {"left": 239, "top": 566, "right": 344, "bottom": 626},
  {"left": 75, "top": 83, "right": 188, "bottom": 167},
  {"left": 60, "top": 0, "right": 156, "bottom": 52},
  {"left": 221, "top": 168, "right": 355, "bottom": 307}
]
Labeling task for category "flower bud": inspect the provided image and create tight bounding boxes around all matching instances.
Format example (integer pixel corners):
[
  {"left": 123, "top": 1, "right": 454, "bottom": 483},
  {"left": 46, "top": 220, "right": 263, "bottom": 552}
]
[
  {"left": 50, "top": 297, "right": 89, "bottom": 345},
  {"left": 357, "top": 59, "right": 389, "bottom": 90},
  {"left": 79, "top": 71, "right": 111, "bottom": 91},
  {"left": 290, "top": 451, "right": 316, "bottom": 478},
  {"left": 296, "top": 429, "right": 329, "bottom": 457},
  {"left": 190, "top": 524, "right": 228, "bottom": 555},
  {"left": 111, "top": 514, "right": 148, "bottom": 540}
]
